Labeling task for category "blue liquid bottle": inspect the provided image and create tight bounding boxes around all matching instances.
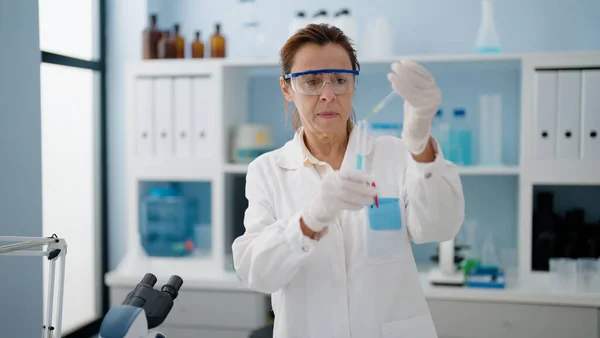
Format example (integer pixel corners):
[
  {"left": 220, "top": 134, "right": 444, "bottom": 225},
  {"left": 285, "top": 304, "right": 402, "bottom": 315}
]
[
  {"left": 449, "top": 108, "right": 472, "bottom": 166},
  {"left": 139, "top": 184, "right": 197, "bottom": 257}
]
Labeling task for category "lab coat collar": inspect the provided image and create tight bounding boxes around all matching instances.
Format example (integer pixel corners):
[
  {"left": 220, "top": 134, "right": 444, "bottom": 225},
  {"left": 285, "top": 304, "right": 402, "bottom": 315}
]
[{"left": 274, "top": 124, "right": 373, "bottom": 171}]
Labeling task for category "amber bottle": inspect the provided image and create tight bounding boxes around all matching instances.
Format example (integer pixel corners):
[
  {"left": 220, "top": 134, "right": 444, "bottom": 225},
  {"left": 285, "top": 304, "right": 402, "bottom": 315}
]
[
  {"left": 191, "top": 31, "right": 205, "bottom": 58},
  {"left": 210, "top": 23, "right": 226, "bottom": 58},
  {"left": 158, "top": 31, "right": 176, "bottom": 59},
  {"left": 172, "top": 24, "right": 185, "bottom": 58},
  {"left": 142, "top": 14, "right": 161, "bottom": 59}
]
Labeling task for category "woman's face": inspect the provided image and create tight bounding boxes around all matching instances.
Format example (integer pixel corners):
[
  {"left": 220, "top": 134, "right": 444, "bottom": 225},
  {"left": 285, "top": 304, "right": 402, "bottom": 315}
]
[{"left": 281, "top": 43, "right": 355, "bottom": 136}]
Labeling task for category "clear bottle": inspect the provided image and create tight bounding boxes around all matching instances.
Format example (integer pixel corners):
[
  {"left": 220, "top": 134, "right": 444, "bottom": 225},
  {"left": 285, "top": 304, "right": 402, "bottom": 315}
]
[
  {"left": 288, "top": 11, "right": 307, "bottom": 37},
  {"left": 479, "top": 94, "right": 503, "bottom": 165},
  {"left": 333, "top": 9, "right": 357, "bottom": 44},
  {"left": 448, "top": 108, "right": 472, "bottom": 165},
  {"left": 311, "top": 10, "right": 329, "bottom": 25},
  {"left": 142, "top": 14, "right": 161, "bottom": 59},
  {"left": 210, "top": 23, "right": 226, "bottom": 58},
  {"left": 191, "top": 31, "right": 205, "bottom": 58},
  {"left": 172, "top": 23, "right": 185, "bottom": 58},
  {"left": 431, "top": 109, "right": 450, "bottom": 155},
  {"left": 475, "top": 0, "right": 501, "bottom": 53}
]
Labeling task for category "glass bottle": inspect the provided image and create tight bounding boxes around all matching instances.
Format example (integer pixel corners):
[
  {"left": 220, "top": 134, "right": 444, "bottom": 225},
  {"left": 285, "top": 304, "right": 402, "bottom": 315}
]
[
  {"left": 191, "top": 31, "right": 205, "bottom": 58},
  {"left": 158, "top": 31, "right": 176, "bottom": 59},
  {"left": 142, "top": 14, "right": 161, "bottom": 59},
  {"left": 172, "top": 23, "right": 185, "bottom": 58},
  {"left": 474, "top": 0, "right": 501, "bottom": 53},
  {"left": 210, "top": 23, "right": 226, "bottom": 58}
]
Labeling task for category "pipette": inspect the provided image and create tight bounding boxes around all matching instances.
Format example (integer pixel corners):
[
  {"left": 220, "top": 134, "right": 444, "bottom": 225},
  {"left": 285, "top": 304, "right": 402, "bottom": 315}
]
[{"left": 362, "top": 90, "right": 398, "bottom": 121}]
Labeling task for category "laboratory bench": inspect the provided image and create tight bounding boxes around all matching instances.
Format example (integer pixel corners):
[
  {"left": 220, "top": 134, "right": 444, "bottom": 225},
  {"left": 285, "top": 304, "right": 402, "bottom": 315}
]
[{"left": 105, "top": 268, "right": 600, "bottom": 338}]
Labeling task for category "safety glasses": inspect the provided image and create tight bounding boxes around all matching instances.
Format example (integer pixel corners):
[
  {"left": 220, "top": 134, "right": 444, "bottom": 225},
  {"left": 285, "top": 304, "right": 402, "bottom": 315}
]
[{"left": 284, "top": 69, "right": 359, "bottom": 96}]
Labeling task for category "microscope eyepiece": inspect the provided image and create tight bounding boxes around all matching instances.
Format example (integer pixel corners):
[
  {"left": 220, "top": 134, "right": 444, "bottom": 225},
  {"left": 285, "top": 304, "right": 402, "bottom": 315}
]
[
  {"left": 140, "top": 273, "right": 157, "bottom": 287},
  {"left": 161, "top": 275, "right": 183, "bottom": 300}
]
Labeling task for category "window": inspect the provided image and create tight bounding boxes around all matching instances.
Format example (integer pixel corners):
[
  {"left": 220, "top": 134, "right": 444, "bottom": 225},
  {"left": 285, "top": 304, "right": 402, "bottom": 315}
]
[{"left": 39, "top": 0, "right": 107, "bottom": 336}]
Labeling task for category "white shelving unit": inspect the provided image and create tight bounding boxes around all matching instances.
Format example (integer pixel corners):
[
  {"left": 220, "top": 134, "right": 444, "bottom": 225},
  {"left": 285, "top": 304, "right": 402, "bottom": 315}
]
[{"left": 105, "top": 51, "right": 600, "bottom": 337}]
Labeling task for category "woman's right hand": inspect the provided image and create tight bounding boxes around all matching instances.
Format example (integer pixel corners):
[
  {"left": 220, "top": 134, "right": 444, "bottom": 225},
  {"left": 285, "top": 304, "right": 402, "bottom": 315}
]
[{"left": 301, "top": 170, "right": 376, "bottom": 233}]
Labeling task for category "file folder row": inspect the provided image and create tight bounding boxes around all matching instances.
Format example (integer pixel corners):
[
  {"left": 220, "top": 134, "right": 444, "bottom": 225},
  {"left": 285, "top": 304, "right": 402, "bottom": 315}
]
[
  {"left": 534, "top": 69, "right": 600, "bottom": 160},
  {"left": 133, "top": 76, "right": 215, "bottom": 159}
]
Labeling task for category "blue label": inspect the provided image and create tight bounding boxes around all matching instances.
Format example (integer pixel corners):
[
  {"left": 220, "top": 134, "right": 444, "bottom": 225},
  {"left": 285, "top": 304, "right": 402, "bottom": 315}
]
[{"left": 367, "top": 197, "right": 402, "bottom": 230}]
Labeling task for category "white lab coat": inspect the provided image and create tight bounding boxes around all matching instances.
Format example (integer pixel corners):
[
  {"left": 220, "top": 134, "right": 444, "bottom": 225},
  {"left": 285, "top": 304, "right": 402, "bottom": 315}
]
[{"left": 232, "top": 127, "right": 465, "bottom": 338}]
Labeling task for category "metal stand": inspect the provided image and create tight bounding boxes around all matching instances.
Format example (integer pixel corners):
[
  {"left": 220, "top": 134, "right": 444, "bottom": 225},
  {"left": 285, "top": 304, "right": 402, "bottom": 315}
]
[{"left": 0, "top": 235, "right": 67, "bottom": 338}]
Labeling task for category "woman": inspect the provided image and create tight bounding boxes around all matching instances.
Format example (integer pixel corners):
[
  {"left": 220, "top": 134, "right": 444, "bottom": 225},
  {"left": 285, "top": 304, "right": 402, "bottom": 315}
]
[{"left": 232, "top": 24, "right": 465, "bottom": 338}]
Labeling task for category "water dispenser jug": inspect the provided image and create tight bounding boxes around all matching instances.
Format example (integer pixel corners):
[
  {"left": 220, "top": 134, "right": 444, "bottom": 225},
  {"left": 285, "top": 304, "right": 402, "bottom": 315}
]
[{"left": 139, "top": 185, "right": 197, "bottom": 257}]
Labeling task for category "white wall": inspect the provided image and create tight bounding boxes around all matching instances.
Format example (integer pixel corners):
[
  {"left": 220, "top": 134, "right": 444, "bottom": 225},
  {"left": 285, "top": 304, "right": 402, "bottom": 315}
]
[{"left": 0, "top": 0, "right": 44, "bottom": 336}]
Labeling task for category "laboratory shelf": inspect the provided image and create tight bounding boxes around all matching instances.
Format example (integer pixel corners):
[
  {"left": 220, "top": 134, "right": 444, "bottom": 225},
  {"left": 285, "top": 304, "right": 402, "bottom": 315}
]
[{"left": 132, "top": 159, "right": 219, "bottom": 181}]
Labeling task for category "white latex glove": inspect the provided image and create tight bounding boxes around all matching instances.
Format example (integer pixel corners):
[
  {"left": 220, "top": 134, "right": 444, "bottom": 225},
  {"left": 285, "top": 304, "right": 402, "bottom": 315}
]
[
  {"left": 387, "top": 59, "right": 442, "bottom": 155},
  {"left": 301, "top": 170, "right": 376, "bottom": 232}
]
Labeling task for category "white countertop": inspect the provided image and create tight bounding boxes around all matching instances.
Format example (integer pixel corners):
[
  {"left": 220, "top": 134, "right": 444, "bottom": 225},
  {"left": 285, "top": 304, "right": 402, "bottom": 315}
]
[
  {"left": 106, "top": 269, "right": 600, "bottom": 308},
  {"left": 105, "top": 253, "right": 600, "bottom": 308}
]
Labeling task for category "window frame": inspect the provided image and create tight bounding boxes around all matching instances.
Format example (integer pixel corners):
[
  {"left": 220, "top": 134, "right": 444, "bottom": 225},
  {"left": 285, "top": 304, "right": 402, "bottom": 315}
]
[{"left": 40, "top": 0, "right": 108, "bottom": 336}]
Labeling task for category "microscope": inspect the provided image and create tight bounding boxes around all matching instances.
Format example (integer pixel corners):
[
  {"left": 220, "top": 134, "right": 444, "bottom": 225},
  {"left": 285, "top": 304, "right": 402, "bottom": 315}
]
[{"left": 100, "top": 273, "right": 183, "bottom": 338}]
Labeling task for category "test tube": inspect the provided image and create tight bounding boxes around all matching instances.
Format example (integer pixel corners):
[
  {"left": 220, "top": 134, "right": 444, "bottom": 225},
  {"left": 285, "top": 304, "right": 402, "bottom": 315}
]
[{"left": 356, "top": 120, "right": 368, "bottom": 171}]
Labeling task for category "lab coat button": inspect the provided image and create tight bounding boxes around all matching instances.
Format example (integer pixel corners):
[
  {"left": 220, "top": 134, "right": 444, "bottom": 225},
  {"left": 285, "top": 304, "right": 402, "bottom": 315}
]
[
  {"left": 424, "top": 172, "right": 432, "bottom": 179},
  {"left": 302, "top": 245, "right": 309, "bottom": 252}
]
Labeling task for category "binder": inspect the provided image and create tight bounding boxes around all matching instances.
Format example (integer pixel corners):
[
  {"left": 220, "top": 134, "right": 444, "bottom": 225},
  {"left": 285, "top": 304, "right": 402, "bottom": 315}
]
[
  {"left": 581, "top": 70, "right": 600, "bottom": 161},
  {"left": 533, "top": 71, "right": 558, "bottom": 159},
  {"left": 134, "top": 78, "right": 154, "bottom": 156},
  {"left": 173, "top": 77, "right": 193, "bottom": 158},
  {"left": 192, "top": 77, "right": 213, "bottom": 159},
  {"left": 153, "top": 77, "right": 174, "bottom": 157},
  {"left": 556, "top": 70, "right": 582, "bottom": 159}
]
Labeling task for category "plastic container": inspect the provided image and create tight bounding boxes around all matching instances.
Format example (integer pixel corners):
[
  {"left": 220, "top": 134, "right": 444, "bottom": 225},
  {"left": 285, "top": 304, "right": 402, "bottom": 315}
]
[
  {"left": 361, "top": 16, "right": 392, "bottom": 59},
  {"left": 479, "top": 94, "right": 503, "bottom": 165},
  {"left": 431, "top": 109, "right": 450, "bottom": 155},
  {"left": 333, "top": 9, "right": 357, "bottom": 45},
  {"left": 448, "top": 108, "right": 472, "bottom": 165},
  {"left": 288, "top": 11, "right": 307, "bottom": 37},
  {"left": 475, "top": 0, "right": 501, "bottom": 53},
  {"left": 311, "top": 10, "right": 329, "bottom": 25},
  {"left": 139, "top": 185, "right": 198, "bottom": 257}
]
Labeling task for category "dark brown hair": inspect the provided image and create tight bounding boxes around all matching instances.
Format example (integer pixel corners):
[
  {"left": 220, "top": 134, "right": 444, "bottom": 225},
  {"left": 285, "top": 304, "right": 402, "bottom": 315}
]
[{"left": 279, "top": 23, "right": 359, "bottom": 131}]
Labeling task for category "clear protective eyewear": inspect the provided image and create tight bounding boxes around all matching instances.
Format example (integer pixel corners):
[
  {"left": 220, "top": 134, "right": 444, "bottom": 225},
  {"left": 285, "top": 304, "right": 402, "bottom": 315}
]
[{"left": 284, "top": 69, "right": 359, "bottom": 96}]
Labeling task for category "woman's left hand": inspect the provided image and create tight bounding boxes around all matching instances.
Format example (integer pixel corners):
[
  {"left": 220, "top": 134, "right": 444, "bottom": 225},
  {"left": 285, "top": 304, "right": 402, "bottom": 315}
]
[{"left": 387, "top": 59, "right": 441, "bottom": 155}]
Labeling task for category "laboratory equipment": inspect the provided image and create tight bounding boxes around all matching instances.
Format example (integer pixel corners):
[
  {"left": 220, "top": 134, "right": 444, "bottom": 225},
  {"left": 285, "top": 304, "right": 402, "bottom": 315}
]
[
  {"left": 368, "top": 122, "right": 402, "bottom": 138},
  {"left": 431, "top": 109, "right": 450, "bottom": 154},
  {"left": 448, "top": 108, "right": 472, "bottom": 165},
  {"left": 474, "top": 0, "right": 501, "bottom": 53},
  {"left": 355, "top": 120, "right": 368, "bottom": 171},
  {"left": 361, "top": 16, "right": 392, "bottom": 59},
  {"left": 549, "top": 257, "right": 577, "bottom": 292},
  {"left": 479, "top": 94, "right": 503, "bottom": 165},
  {"left": 99, "top": 273, "right": 183, "bottom": 338},
  {"left": 172, "top": 24, "right": 185, "bottom": 58},
  {"left": 157, "top": 31, "right": 175, "bottom": 59},
  {"left": 332, "top": 9, "right": 357, "bottom": 45},
  {"left": 236, "top": 0, "right": 268, "bottom": 59},
  {"left": 576, "top": 258, "right": 598, "bottom": 292},
  {"left": 362, "top": 91, "right": 397, "bottom": 121},
  {"left": 288, "top": 11, "right": 307, "bottom": 37},
  {"left": 232, "top": 124, "right": 275, "bottom": 163},
  {"left": 142, "top": 14, "right": 160, "bottom": 59},
  {"left": 191, "top": 31, "right": 205, "bottom": 58},
  {"left": 210, "top": 23, "right": 226, "bottom": 58},
  {"left": 428, "top": 237, "right": 466, "bottom": 286},
  {"left": 311, "top": 10, "right": 329, "bottom": 25},
  {"left": 0, "top": 234, "right": 68, "bottom": 338},
  {"left": 139, "top": 185, "right": 198, "bottom": 257},
  {"left": 466, "top": 265, "right": 505, "bottom": 288}
]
